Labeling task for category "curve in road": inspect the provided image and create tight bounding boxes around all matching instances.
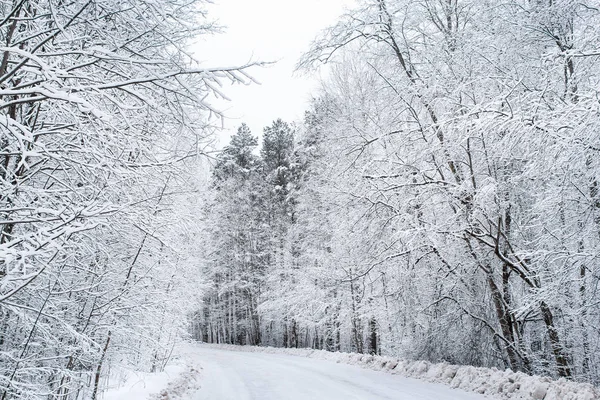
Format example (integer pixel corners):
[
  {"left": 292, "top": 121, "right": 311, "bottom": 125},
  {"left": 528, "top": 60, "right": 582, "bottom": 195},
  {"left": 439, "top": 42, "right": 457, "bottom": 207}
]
[{"left": 190, "top": 346, "right": 493, "bottom": 400}]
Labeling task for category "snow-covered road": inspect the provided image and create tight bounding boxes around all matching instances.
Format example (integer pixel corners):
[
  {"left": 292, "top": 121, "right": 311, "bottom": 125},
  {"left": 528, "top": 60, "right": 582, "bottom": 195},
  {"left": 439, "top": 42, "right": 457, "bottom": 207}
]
[{"left": 191, "top": 346, "right": 492, "bottom": 400}]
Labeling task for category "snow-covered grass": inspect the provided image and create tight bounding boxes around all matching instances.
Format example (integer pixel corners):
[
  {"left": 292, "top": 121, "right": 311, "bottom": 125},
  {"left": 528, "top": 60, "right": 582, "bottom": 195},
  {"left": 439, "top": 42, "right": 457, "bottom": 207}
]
[
  {"left": 205, "top": 343, "right": 599, "bottom": 400},
  {"left": 101, "top": 361, "right": 201, "bottom": 400}
]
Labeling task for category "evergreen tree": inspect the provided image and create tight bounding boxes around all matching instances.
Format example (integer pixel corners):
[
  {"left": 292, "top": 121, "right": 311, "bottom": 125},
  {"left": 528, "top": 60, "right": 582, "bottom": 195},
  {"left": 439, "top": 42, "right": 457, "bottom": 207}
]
[
  {"left": 214, "top": 123, "right": 259, "bottom": 181},
  {"left": 261, "top": 119, "right": 296, "bottom": 202}
]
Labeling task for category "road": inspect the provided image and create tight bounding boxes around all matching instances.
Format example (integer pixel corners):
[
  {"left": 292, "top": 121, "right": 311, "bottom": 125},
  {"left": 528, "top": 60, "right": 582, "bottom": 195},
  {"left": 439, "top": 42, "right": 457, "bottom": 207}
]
[{"left": 191, "top": 346, "right": 492, "bottom": 400}]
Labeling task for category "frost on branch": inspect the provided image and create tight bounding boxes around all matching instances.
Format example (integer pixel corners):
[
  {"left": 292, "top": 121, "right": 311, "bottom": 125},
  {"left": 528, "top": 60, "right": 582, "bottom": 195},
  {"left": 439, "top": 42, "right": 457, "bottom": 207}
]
[{"left": 0, "top": 0, "right": 256, "bottom": 399}]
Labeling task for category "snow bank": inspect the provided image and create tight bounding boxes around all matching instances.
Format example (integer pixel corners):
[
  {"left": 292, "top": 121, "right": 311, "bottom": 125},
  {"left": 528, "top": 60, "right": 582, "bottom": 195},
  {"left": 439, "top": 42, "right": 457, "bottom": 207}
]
[
  {"left": 101, "top": 362, "right": 201, "bottom": 400},
  {"left": 204, "top": 344, "right": 598, "bottom": 400}
]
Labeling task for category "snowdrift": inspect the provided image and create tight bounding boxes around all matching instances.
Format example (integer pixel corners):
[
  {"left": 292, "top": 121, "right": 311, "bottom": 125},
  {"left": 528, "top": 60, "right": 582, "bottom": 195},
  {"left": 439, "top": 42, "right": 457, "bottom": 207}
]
[
  {"left": 101, "top": 363, "right": 200, "bottom": 400},
  {"left": 207, "top": 344, "right": 598, "bottom": 400}
]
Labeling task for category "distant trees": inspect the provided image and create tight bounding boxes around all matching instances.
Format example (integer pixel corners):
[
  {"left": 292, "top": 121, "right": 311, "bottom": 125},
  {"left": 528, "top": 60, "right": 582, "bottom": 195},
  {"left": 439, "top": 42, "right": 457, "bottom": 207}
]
[
  {"left": 199, "top": 119, "right": 302, "bottom": 347},
  {"left": 201, "top": 124, "right": 266, "bottom": 345}
]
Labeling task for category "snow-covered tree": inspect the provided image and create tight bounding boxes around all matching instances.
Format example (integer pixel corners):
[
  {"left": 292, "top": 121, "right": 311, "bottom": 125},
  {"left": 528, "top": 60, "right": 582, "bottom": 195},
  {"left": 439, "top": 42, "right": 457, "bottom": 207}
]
[
  {"left": 0, "top": 0, "right": 256, "bottom": 398},
  {"left": 192, "top": 0, "right": 600, "bottom": 387}
]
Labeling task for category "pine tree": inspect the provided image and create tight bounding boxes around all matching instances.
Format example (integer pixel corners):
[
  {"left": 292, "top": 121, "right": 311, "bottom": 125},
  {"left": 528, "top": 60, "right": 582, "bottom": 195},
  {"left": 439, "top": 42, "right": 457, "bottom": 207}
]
[
  {"left": 261, "top": 119, "right": 296, "bottom": 202},
  {"left": 214, "top": 123, "right": 259, "bottom": 181},
  {"left": 200, "top": 124, "right": 267, "bottom": 345}
]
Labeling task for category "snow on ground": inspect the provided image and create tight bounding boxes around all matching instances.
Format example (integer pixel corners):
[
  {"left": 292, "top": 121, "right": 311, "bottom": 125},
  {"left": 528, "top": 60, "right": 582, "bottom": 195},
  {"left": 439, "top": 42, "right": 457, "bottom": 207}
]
[
  {"left": 190, "top": 344, "right": 490, "bottom": 400},
  {"left": 101, "top": 361, "right": 201, "bottom": 400},
  {"left": 204, "top": 344, "right": 599, "bottom": 400},
  {"left": 100, "top": 342, "right": 599, "bottom": 400}
]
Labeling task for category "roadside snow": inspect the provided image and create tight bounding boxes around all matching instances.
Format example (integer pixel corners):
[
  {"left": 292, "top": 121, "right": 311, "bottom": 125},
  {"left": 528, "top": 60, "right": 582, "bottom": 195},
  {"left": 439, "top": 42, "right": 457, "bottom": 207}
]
[
  {"left": 101, "top": 362, "right": 201, "bottom": 400},
  {"left": 205, "top": 344, "right": 599, "bottom": 400}
]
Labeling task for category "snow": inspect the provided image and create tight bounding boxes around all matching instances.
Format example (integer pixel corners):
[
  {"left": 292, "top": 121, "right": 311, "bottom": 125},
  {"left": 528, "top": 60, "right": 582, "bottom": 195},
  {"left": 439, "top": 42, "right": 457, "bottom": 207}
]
[
  {"left": 190, "top": 345, "right": 490, "bottom": 400},
  {"left": 100, "top": 343, "right": 599, "bottom": 400},
  {"left": 101, "top": 363, "right": 200, "bottom": 400},
  {"left": 200, "top": 344, "right": 600, "bottom": 400}
]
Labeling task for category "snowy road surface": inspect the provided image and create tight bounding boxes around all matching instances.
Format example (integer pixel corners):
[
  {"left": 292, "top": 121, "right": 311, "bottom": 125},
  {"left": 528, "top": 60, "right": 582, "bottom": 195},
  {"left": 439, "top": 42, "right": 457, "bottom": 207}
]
[{"left": 192, "top": 346, "right": 493, "bottom": 400}]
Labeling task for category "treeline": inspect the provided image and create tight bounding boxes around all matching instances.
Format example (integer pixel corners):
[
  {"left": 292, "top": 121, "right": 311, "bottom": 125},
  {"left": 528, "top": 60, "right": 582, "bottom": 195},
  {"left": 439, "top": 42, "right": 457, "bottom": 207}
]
[
  {"left": 196, "top": 0, "right": 600, "bottom": 386},
  {"left": 196, "top": 120, "right": 301, "bottom": 347}
]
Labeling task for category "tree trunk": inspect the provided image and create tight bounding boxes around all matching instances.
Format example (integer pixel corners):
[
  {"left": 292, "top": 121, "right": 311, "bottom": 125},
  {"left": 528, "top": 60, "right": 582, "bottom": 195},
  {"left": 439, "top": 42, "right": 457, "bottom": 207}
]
[
  {"left": 91, "top": 332, "right": 111, "bottom": 400},
  {"left": 539, "top": 301, "right": 571, "bottom": 377},
  {"left": 291, "top": 319, "right": 298, "bottom": 348},
  {"left": 368, "top": 317, "right": 378, "bottom": 355}
]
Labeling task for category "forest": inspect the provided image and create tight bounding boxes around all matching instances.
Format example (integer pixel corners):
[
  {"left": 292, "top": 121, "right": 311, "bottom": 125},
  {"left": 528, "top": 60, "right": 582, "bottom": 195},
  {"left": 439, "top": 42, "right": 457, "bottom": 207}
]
[
  {"left": 196, "top": 0, "right": 600, "bottom": 388},
  {"left": 1, "top": 0, "right": 600, "bottom": 399}
]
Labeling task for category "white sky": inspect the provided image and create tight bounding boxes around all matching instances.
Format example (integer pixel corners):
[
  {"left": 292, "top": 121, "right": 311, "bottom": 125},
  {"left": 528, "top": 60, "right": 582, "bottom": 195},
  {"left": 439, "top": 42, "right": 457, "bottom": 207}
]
[{"left": 193, "top": 0, "right": 355, "bottom": 143}]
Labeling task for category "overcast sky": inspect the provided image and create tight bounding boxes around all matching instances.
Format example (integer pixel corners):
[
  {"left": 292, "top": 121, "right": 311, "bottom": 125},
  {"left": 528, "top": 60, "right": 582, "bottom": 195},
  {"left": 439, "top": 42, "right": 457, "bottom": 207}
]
[{"left": 193, "top": 0, "right": 355, "bottom": 143}]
